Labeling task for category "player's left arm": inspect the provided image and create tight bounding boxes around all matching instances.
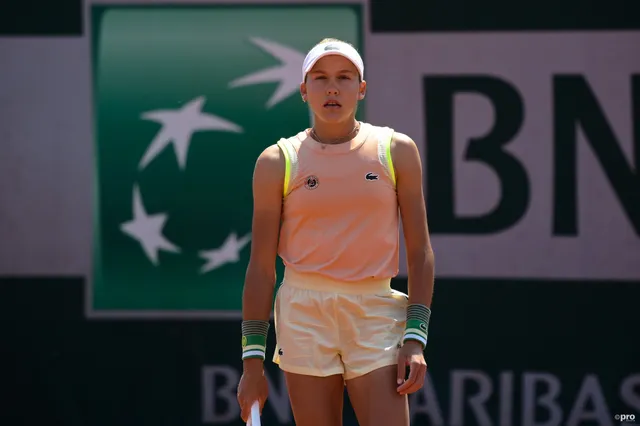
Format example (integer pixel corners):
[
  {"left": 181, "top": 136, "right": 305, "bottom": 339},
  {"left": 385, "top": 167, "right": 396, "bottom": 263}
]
[{"left": 391, "top": 132, "right": 435, "bottom": 308}]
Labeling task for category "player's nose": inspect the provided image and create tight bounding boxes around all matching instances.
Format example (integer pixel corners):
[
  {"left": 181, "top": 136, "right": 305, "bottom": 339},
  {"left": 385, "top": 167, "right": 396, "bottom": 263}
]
[{"left": 325, "top": 85, "right": 339, "bottom": 96}]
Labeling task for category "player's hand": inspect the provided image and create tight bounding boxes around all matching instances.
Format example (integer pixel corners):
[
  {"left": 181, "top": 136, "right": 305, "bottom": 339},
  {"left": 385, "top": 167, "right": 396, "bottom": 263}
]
[
  {"left": 237, "top": 359, "right": 269, "bottom": 422},
  {"left": 396, "top": 340, "right": 427, "bottom": 395}
]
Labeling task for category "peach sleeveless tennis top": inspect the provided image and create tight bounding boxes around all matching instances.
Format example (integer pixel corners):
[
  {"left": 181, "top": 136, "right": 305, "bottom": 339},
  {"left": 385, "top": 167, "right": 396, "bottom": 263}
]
[{"left": 276, "top": 122, "right": 399, "bottom": 283}]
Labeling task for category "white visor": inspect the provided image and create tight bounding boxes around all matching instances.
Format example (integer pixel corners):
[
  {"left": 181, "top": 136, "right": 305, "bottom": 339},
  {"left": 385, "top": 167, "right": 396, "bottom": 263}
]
[{"left": 301, "top": 41, "right": 364, "bottom": 82}]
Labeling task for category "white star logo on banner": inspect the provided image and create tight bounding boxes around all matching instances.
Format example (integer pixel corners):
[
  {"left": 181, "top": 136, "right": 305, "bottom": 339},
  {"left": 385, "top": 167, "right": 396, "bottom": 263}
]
[
  {"left": 120, "top": 185, "right": 180, "bottom": 265},
  {"left": 199, "top": 232, "right": 252, "bottom": 273},
  {"left": 139, "top": 96, "right": 243, "bottom": 170},
  {"left": 228, "top": 38, "right": 304, "bottom": 109}
]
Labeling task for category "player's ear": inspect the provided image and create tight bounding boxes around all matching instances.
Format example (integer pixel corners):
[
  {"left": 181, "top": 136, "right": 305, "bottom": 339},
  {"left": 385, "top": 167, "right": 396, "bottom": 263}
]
[
  {"left": 358, "top": 80, "right": 366, "bottom": 100},
  {"left": 300, "top": 82, "right": 308, "bottom": 102}
]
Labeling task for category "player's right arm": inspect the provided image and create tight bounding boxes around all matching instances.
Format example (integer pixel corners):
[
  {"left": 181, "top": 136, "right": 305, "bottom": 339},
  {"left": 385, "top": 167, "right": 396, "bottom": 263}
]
[
  {"left": 237, "top": 144, "right": 284, "bottom": 420},
  {"left": 242, "top": 143, "right": 285, "bottom": 332}
]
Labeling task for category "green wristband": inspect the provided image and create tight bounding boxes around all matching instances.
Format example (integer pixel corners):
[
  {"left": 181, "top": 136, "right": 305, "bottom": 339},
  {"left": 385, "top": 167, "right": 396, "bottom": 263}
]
[
  {"left": 241, "top": 320, "right": 269, "bottom": 360},
  {"left": 402, "top": 304, "right": 431, "bottom": 349}
]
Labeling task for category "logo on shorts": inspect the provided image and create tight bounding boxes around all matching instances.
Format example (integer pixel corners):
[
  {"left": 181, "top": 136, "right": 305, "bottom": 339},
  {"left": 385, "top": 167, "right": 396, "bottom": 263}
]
[
  {"left": 304, "top": 175, "right": 319, "bottom": 190},
  {"left": 365, "top": 172, "right": 379, "bottom": 181}
]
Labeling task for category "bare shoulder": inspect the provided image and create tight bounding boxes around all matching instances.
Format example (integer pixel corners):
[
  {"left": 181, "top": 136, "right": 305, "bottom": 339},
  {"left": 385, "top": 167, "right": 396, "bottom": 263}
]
[
  {"left": 256, "top": 143, "right": 285, "bottom": 169},
  {"left": 390, "top": 131, "right": 422, "bottom": 170},
  {"left": 254, "top": 143, "right": 285, "bottom": 182},
  {"left": 391, "top": 131, "right": 416, "bottom": 147}
]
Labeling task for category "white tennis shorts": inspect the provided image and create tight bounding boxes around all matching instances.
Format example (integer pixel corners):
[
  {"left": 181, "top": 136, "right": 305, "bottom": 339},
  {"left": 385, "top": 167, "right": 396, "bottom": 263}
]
[{"left": 272, "top": 268, "right": 408, "bottom": 380}]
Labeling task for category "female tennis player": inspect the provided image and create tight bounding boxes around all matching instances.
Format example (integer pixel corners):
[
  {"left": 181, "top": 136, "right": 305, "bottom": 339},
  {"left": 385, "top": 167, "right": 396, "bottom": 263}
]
[{"left": 237, "top": 38, "right": 435, "bottom": 426}]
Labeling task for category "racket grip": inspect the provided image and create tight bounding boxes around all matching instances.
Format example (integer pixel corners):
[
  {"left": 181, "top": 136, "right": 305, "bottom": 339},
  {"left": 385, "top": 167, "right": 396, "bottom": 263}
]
[{"left": 248, "top": 400, "right": 260, "bottom": 426}]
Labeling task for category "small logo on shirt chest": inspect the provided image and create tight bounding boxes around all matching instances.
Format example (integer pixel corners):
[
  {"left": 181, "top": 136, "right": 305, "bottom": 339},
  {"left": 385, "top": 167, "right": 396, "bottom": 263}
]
[
  {"left": 365, "top": 172, "right": 379, "bottom": 181},
  {"left": 304, "top": 175, "right": 319, "bottom": 190}
]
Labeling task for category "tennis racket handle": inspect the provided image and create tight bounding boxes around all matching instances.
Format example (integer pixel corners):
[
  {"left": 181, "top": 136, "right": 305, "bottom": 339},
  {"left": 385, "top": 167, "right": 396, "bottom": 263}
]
[{"left": 248, "top": 400, "right": 261, "bottom": 426}]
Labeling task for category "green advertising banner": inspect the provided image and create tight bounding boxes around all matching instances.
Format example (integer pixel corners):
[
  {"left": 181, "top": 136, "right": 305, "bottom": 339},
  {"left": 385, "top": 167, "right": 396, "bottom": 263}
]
[{"left": 90, "top": 4, "right": 363, "bottom": 318}]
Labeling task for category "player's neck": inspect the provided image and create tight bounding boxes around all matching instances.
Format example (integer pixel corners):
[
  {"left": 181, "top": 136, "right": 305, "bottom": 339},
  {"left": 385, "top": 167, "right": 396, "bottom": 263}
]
[{"left": 310, "top": 118, "right": 360, "bottom": 145}]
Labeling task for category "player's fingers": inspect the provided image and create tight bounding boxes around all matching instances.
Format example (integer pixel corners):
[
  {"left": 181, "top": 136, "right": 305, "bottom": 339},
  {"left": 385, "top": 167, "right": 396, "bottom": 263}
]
[
  {"left": 397, "top": 376, "right": 416, "bottom": 394},
  {"left": 240, "top": 405, "right": 248, "bottom": 422},
  {"left": 397, "top": 363, "right": 418, "bottom": 393},
  {"left": 259, "top": 384, "right": 268, "bottom": 411},
  {"left": 240, "top": 396, "right": 253, "bottom": 422},
  {"left": 238, "top": 394, "right": 247, "bottom": 409},
  {"left": 404, "top": 362, "right": 427, "bottom": 394},
  {"left": 237, "top": 392, "right": 243, "bottom": 414}
]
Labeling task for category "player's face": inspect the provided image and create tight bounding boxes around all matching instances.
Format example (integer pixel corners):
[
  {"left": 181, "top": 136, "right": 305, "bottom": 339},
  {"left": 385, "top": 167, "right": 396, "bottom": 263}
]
[{"left": 301, "top": 55, "right": 365, "bottom": 123}]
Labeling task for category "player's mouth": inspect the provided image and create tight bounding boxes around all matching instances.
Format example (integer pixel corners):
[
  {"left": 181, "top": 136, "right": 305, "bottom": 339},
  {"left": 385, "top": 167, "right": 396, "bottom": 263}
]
[{"left": 324, "top": 100, "right": 342, "bottom": 109}]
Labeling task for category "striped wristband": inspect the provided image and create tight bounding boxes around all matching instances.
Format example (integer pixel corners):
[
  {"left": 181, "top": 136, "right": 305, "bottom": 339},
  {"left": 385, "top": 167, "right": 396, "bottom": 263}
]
[
  {"left": 402, "top": 304, "right": 431, "bottom": 349},
  {"left": 241, "top": 320, "right": 270, "bottom": 360}
]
